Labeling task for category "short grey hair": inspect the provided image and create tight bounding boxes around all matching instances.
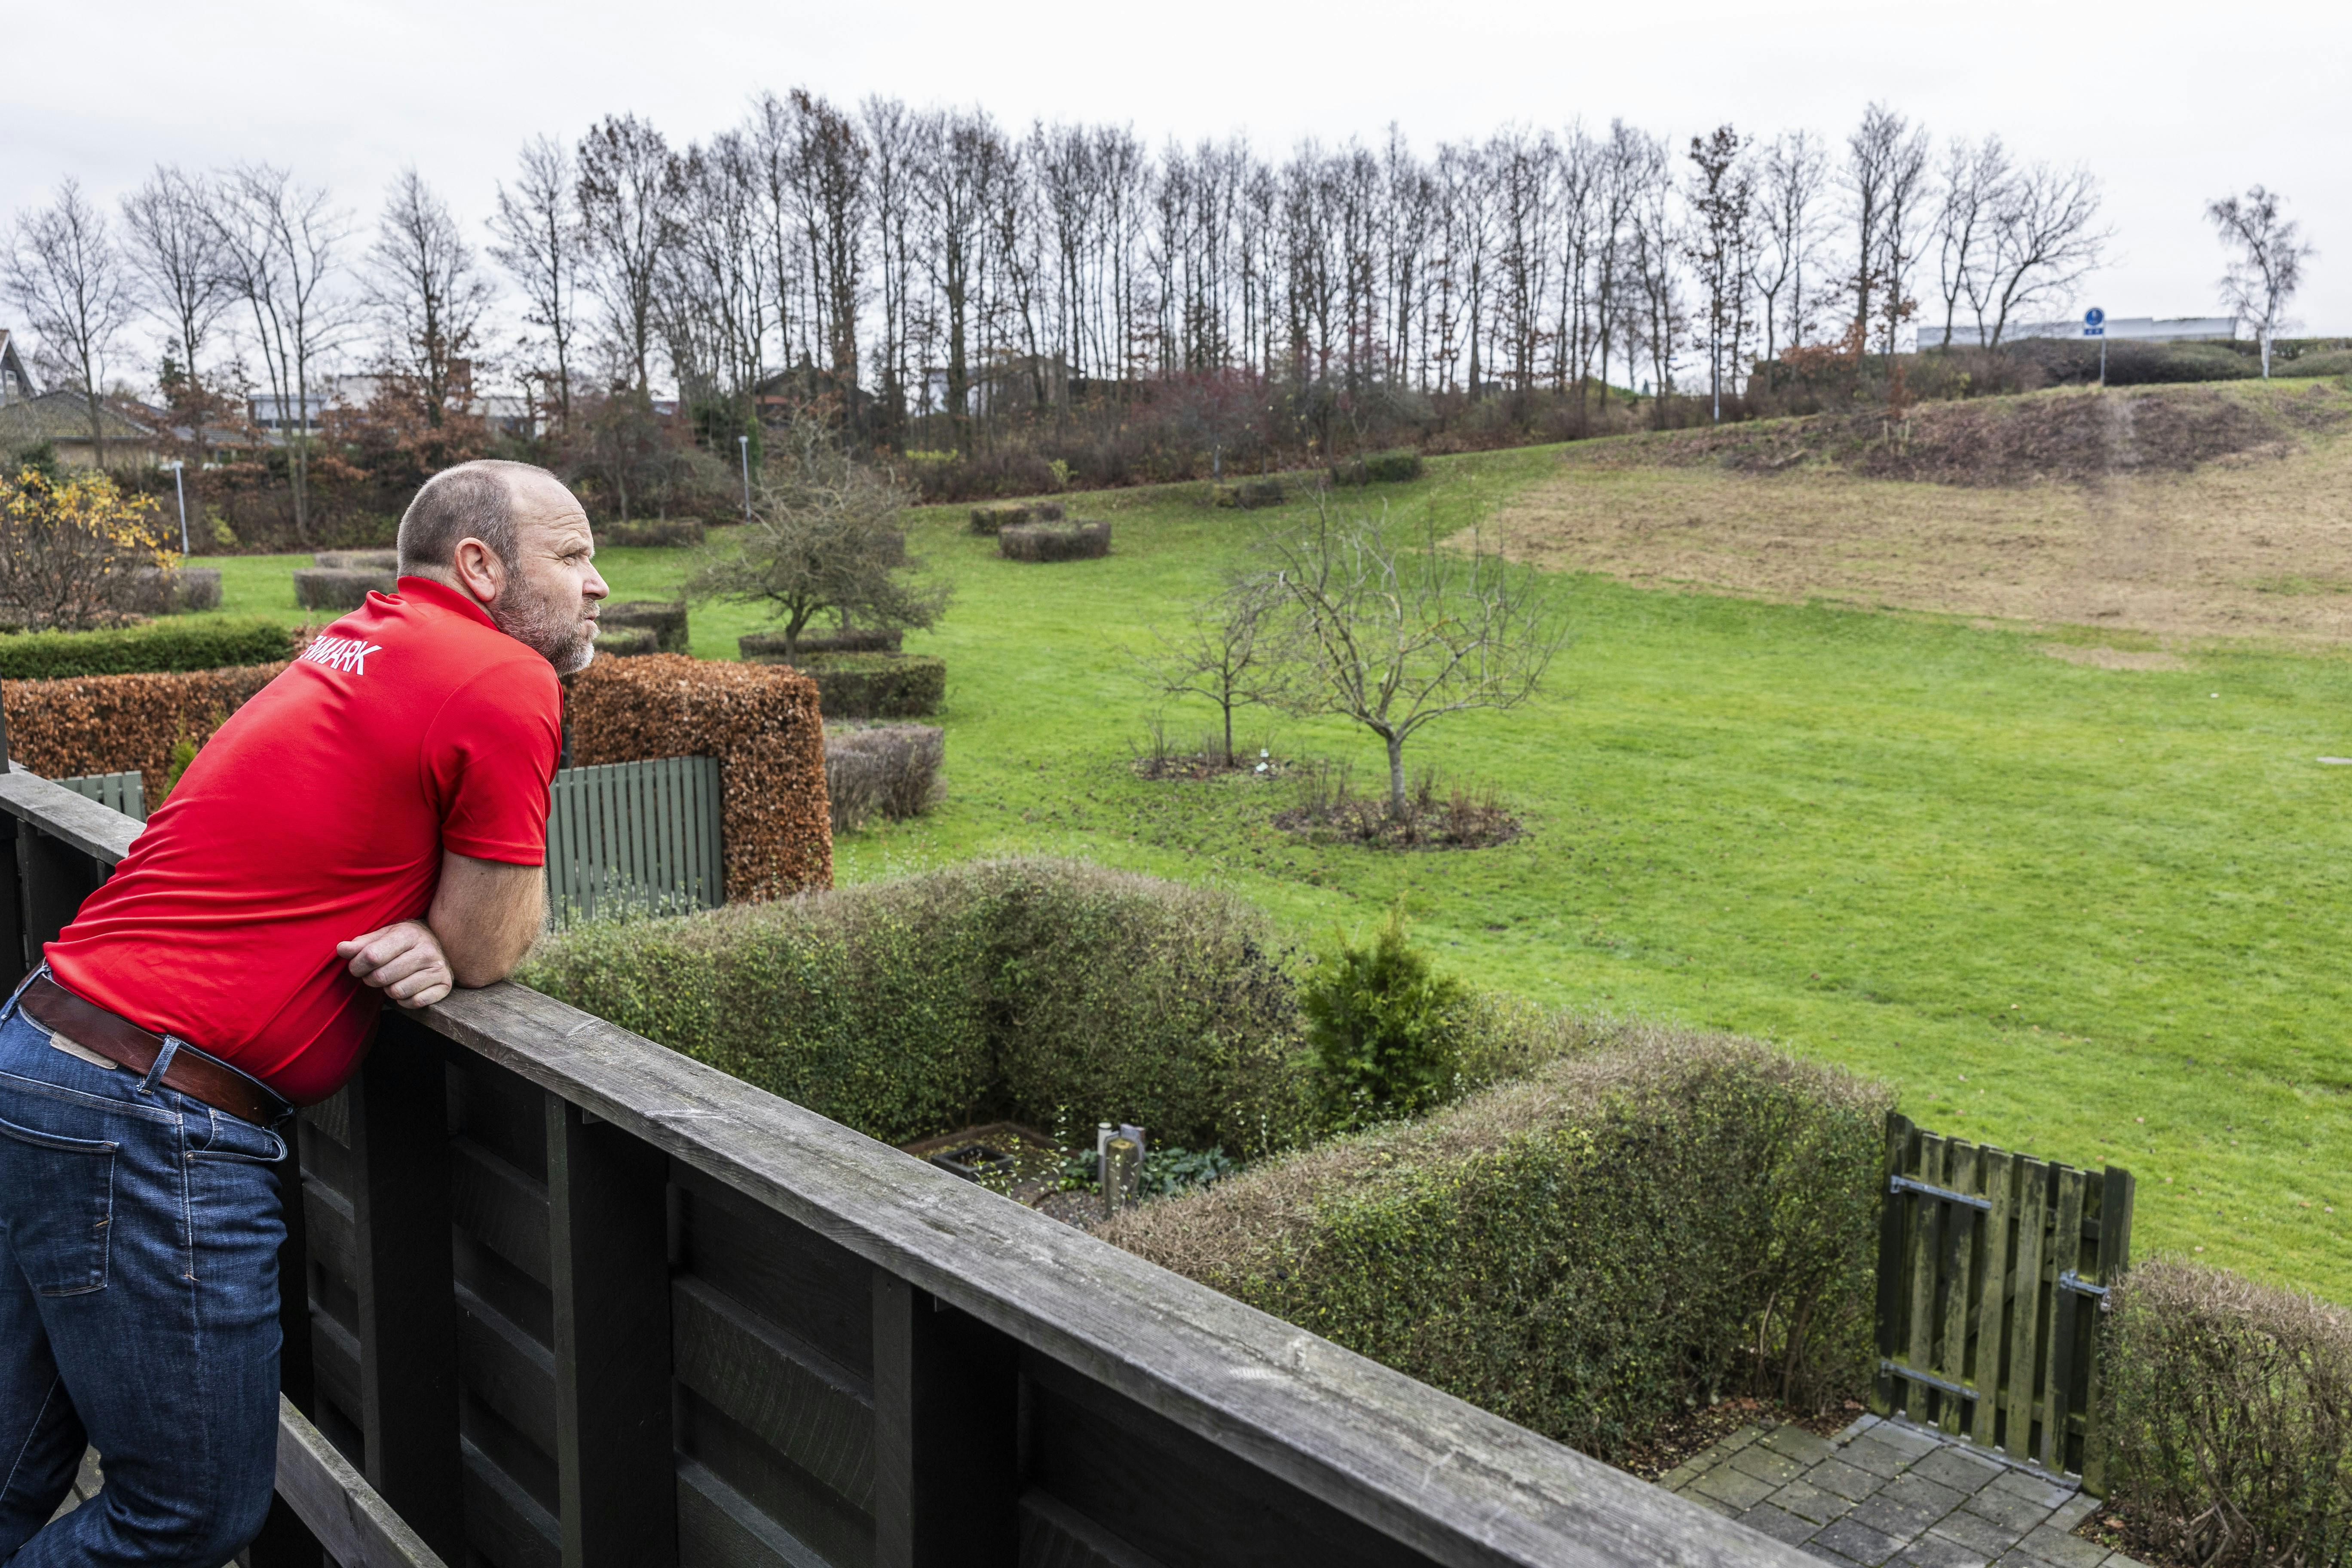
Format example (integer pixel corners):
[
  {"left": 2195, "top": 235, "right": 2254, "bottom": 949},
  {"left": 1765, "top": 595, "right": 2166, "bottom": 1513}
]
[{"left": 396, "top": 459, "right": 555, "bottom": 576}]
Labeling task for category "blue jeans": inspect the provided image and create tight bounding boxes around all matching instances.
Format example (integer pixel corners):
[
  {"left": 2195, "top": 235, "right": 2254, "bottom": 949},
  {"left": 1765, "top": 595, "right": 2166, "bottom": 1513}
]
[{"left": 0, "top": 989, "right": 289, "bottom": 1566}]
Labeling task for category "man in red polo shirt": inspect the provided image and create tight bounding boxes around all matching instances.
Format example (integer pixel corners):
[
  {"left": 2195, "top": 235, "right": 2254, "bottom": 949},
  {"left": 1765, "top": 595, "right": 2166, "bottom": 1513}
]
[{"left": 0, "top": 459, "right": 606, "bottom": 1565}]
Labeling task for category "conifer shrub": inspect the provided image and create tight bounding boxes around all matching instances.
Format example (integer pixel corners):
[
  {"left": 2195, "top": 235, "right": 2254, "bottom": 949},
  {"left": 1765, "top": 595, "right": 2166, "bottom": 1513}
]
[
  {"left": 1101, "top": 1031, "right": 1889, "bottom": 1461},
  {"left": 1302, "top": 904, "right": 1466, "bottom": 1129}
]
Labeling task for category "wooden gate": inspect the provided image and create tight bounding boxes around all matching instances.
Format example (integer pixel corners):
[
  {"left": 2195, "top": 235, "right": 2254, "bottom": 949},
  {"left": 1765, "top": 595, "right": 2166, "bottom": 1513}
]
[
  {"left": 56, "top": 771, "right": 146, "bottom": 821},
  {"left": 1872, "top": 1112, "right": 2135, "bottom": 1493},
  {"left": 544, "top": 755, "right": 723, "bottom": 926}
]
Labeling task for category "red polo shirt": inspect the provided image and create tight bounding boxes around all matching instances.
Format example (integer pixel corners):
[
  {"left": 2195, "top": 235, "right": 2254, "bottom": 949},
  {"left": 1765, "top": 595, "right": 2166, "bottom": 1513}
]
[{"left": 44, "top": 577, "right": 560, "bottom": 1104}]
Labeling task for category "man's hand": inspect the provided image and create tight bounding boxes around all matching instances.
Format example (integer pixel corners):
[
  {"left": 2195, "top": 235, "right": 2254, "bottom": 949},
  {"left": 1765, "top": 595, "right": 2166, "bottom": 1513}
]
[{"left": 337, "top": 920, "right": 457, "bottom": 1009}]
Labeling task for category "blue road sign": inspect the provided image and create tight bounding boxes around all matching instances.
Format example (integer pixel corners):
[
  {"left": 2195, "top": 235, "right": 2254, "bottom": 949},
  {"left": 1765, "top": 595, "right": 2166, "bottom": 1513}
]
[{"left": 2085, "top": 307, "right": 2106, "bottom": 327}]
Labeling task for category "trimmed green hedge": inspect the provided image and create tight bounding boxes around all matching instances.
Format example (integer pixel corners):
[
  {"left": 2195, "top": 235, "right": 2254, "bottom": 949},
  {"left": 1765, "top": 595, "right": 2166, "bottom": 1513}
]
[
  {"left": 2106, "top": 1259, "right": 2352, "bottom": 1566},
  {"left": 0, "top": 617, "right": 295, "bottom": 680},
  {"left": 1103, "top": 1032, "right": 1890, "bottom": 1460},
  {"left": 1329, "top": 449, "right": 1426, "bottom": 486},
  {"left": 790, "top": 652, "right": 945, "bottom": 718},
  {"left": 601, "top": 600, "right": 690, "bottom": 653},
  {"left": 1208, "top": 478, "right": 1286, "bottom": 509},
  {"left": 521, "top": 858, "right": 1311, "bottom": 1152}
]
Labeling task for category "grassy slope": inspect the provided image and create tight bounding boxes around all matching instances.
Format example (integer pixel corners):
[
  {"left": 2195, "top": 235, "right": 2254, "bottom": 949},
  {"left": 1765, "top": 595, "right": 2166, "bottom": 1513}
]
[{"left": 187, "top": 436, "right": 2352, "bottom": 1298}]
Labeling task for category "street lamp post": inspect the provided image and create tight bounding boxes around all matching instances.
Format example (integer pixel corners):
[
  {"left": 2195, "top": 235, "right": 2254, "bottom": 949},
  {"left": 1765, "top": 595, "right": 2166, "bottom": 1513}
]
[
  {"left": 738, "top": 434, "right": 751, "bottom": 521},
  {"left": 169, "top": 460, "right": 189, "bottom": 555}
]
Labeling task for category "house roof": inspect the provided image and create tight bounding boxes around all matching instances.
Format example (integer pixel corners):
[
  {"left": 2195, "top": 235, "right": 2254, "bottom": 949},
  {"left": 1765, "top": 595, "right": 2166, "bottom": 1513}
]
[
  {"left": 0, "top": 390, "right": 157, "bottom": 447},
  {"left": 0, "top": 330, "right": 35, "bottom": 400}
]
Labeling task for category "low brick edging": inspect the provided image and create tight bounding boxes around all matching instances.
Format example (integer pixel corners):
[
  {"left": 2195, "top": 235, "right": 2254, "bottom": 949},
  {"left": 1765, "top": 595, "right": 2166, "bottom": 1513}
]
[{"left": 1660, "top": 1414, "right": 2142, "bottom": 1568}]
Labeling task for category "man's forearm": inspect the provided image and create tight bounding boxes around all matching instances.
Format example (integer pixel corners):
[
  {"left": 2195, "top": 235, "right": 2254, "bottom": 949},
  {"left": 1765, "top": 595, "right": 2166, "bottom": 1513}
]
[{"left": 427, "top": 852, "right": 547, "bottom": 988}]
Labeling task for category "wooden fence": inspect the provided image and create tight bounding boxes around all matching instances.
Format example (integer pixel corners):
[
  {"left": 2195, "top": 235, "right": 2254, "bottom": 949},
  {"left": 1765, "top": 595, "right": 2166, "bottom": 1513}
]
[
  {"left": 543, "top": 755, "right": 724, "bottom": 926},
  {"left": 57, "top": 769, "right": 146, "bottom": 821},
  {"left": 1872, "top": 1111, "right": 2136, "bottom": 1494},
  {"left": 58, "top": 756, "right": 724, "bottom": 928},
  {"left": 0, "top": 759, "right": 1811, "bottom": 1568}
]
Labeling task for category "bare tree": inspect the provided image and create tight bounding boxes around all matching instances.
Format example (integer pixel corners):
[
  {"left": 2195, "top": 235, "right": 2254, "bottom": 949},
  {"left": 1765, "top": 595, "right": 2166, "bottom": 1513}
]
[
  {"left": 1842, "top": 104, "right": 1932, "bottom": 364},
  {"left": 1144, "top": 573, "right": 1282, "bottom": 766},
  {"left": 368, "top": 168, "right": 494, "bottom": 429},
  {"left": 1976, "top": 161, "right": 2107, "bottom": 348},
  {"left": 1684, "top": 124, "right": 1755, "bottom": 421},
  {"left": 1259, "top": 501, "right": 1567, "bottom": 818},
  {"left": 214, "top": 163, "right": 353, "bottom": 539},
  {"left": 1752, "top": 130, "right": 1827, "bottom": 363},
  {"left": 2206, "top": 186, "right": 2312, "bottom": 378},
  {"left": 1930, "top": 136, "right": 2011, "bottom": 349},
  {"left": 577, "top": 114, "right": 674, "bottom": 392},
  {"left": 119, "top": 166, "right": 236, "bottom": 452},
  {"left": 489, "top": 136, "right": 585, "bottom": 429},
  {"left": 4, "top": 180, "right": 135, "bottom": 464}
]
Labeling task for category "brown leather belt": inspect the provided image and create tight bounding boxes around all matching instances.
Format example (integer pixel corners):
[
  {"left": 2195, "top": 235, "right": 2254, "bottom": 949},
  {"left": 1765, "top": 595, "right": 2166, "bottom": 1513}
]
[{"left": 19, "top": 974, "right": 288, "bottom": 1127}]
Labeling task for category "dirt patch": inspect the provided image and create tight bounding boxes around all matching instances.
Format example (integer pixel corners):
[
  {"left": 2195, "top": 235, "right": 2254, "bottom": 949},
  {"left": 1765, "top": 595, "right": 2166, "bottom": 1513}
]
[
  {"left": 1566, "top": 382, "right": 2352, "bottom": 489},
  {"left": 1485, "top": 407, "right": 2352, "bottom": 645},
  {"left": 2038, "top": 644, "right": 2190, "bottom": 671}
]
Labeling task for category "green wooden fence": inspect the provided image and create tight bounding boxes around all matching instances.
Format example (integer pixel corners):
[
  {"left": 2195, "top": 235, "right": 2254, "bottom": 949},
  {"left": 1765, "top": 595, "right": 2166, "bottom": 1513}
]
[
  {"left": 58, "top": 759, "right": 723, "bottom": 929},
  {"left": 1872, "top": 1111, "right": 2136, "bottom": 1493},
  {"left": 544, "top": 755, "right": 724, "bottom": 926},
  {"left": 57, "top": 771, "right": 146, "bottom": 821}
]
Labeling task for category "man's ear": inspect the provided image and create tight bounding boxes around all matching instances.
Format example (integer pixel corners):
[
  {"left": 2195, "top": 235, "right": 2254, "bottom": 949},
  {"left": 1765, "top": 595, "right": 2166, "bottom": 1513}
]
[{"left": 450, "top": 538, "right": 504, "bottom": 605}]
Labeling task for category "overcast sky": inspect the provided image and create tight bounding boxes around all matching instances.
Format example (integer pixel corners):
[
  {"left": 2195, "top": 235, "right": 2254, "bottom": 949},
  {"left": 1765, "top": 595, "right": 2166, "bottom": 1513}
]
[{"left": 5, "top": 0, "right": 2345, "bottom": 383}]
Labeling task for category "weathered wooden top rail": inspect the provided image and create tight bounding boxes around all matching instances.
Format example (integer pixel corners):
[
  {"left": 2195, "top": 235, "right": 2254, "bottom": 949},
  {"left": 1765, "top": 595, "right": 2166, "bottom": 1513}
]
[{"left": 0, "top": 760, "right": 1810, "bottom": 1568}]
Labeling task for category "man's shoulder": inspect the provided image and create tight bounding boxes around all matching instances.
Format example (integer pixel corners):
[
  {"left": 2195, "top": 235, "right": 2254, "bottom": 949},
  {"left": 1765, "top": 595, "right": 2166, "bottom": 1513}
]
[{"left": 304, "top": 589, "right": 553, "bottom": 697}]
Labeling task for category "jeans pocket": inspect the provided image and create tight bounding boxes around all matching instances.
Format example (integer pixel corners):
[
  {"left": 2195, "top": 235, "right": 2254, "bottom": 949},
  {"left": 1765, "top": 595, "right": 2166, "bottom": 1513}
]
[
  {"left": 184, "top": 1106, "right": 289, "bottom": 1165},
  {"left": 0, "top": 1110, "right": 116, "bottom": 1295}
]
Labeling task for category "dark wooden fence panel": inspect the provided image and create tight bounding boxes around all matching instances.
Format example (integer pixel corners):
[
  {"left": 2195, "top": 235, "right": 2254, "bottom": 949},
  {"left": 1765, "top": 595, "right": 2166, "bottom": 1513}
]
[{"left": 1871, "top": 1112, "right": 2135, "bottom": 1492}]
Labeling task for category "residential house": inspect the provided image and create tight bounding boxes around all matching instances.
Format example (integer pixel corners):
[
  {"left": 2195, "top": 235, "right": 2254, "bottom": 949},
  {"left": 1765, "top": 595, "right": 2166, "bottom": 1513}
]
[
  {"left": 0, "top": 389, "right": 161, "bottom": 469},
  {"left": 0, "top": 329, "right": 35, "bottom": 405}
]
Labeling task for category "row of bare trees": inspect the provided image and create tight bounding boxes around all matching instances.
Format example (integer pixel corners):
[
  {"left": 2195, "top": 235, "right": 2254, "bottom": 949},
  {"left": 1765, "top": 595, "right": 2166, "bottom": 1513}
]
[
  {"left": 30, "top": 89, "right": 2293, "bottom": 491},
  {"left": 466, "top": 98, "right": 2119, "bottom": 445}
]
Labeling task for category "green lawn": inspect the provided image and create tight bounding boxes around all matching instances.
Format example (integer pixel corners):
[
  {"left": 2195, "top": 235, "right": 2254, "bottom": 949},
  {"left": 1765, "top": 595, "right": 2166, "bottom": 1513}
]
[{"left": 190, "top": 450, "right": 2352, "bottom": 1299}]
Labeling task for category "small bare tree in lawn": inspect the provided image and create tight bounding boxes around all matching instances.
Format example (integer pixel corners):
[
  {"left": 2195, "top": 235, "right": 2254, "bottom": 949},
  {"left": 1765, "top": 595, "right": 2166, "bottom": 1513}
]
[
  {"left": 2207, "top": 186, "right": 2315, "bottom": 379},
  {"left": 1143, "top": 573, "right": 1281, "bottom": 767},
  {"left": 1259, "top": 501, "right": 1566, "bottom": 820},
  {"left": 687, "top": 416, "right": 948, "bottom": 656}
]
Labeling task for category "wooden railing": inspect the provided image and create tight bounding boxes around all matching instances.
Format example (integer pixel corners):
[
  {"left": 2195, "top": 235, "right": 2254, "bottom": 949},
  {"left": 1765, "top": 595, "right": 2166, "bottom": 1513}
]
[{"left": 0, "top": 758, "right": 1811, "bottom": 1568}]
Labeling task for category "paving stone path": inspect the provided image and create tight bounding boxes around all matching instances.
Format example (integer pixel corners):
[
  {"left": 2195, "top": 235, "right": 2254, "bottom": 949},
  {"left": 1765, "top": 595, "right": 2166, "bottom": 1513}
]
[{"left": 1659, "top": 1413, "right": 2148, "bottom": 1568}]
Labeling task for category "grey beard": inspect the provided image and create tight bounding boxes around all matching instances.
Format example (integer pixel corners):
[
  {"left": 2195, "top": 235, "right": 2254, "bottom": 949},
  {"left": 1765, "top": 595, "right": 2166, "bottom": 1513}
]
[{"left": 491, "top": 588, "right": 595, "bottom": 674}]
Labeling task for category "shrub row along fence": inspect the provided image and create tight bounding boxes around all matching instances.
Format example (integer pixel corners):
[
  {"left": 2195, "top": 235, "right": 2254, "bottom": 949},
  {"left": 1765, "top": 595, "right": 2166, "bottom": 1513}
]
[
  {"left": 1873, "top": 1112, "right": 2135, "bottom": 1492},
  {"left": 0, "top": 762, "right": 1806, "bottom": 1568}
]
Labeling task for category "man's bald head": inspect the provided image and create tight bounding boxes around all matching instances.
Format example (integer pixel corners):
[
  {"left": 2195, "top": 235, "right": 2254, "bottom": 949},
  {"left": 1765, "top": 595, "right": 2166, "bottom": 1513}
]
[{"left": 397, "top": 459, "right": 572, "bottom": 578}]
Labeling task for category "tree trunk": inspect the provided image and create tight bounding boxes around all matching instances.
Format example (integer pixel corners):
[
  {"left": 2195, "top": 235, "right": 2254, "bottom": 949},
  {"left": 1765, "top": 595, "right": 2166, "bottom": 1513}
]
[{"left": 1386, "top": 732, "right": 1407, "bottom": 820}]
